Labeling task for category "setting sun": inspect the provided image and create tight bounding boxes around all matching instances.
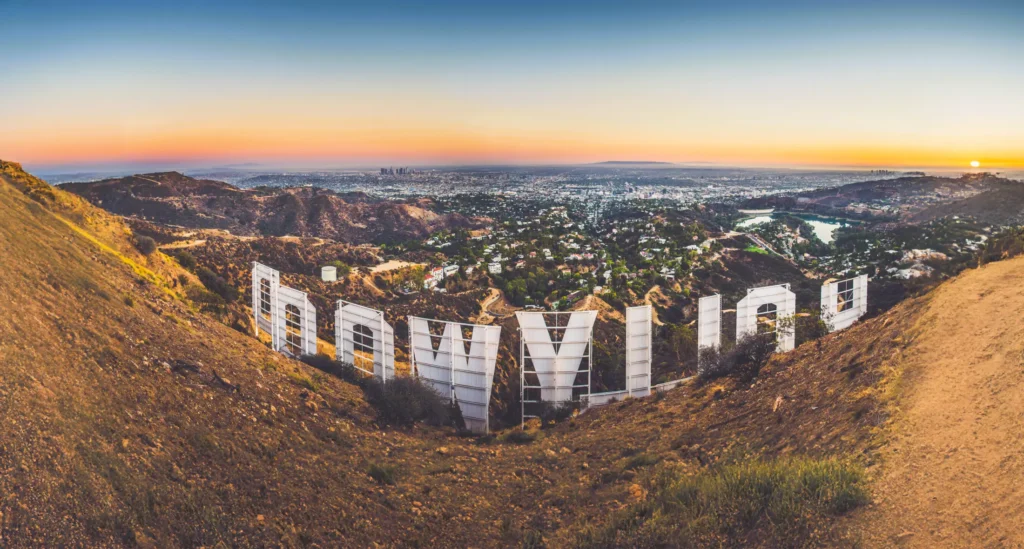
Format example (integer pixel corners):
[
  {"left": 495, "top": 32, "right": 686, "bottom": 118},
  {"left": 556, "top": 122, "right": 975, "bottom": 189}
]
[{"left": 971, "top": 160, "right": 981, "bottom": 168}]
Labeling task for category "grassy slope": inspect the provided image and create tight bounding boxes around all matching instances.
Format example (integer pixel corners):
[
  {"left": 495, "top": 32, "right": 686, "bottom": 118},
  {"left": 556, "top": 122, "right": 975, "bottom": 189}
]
[{"left": 0, "top": 161, "right": 925, "bottom": 547}]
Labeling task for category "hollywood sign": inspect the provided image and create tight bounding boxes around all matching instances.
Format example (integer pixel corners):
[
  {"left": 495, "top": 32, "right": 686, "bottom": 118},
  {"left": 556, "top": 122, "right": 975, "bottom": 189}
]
[{"left": 252, "top": 262, "right": 868, "bottom": 431}]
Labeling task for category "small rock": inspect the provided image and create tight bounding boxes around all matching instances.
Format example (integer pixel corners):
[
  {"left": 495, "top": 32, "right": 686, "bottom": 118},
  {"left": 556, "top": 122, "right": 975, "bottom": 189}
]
[
  {"left": 628, "top": 483, "right": 647, "bottom": 501},
  {"left": 256, "top": 514, "right": 265, "bottom": 523},
  {"left": 436, "top": 446, "right": 449, "bottom": 455}
]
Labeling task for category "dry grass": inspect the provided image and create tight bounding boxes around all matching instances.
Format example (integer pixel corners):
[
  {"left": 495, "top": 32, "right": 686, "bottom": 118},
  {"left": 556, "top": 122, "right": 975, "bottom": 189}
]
[{"left": 574, "top": 457, "right": 868, "bottom": 548}]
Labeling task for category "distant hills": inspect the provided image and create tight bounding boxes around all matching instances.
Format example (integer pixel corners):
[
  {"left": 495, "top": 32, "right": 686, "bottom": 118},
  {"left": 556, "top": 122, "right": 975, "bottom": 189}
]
[
  {"left": 743, "top": 173, "right": 1024, "bottom": 225},
  {"left": 60, "top": 172, "right": 488, "bottom": 244}
]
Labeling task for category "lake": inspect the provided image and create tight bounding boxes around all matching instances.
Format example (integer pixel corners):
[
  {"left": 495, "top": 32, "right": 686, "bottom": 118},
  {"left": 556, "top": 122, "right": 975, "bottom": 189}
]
[{"left": 736, "top": 212, "right": 852, "bottom": 244}]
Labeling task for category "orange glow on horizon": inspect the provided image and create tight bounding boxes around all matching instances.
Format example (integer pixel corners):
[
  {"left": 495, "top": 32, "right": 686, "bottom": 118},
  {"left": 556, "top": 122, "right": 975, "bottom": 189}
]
[{"left": 9, "top": 127, "right": 1022, "bottom": 171}]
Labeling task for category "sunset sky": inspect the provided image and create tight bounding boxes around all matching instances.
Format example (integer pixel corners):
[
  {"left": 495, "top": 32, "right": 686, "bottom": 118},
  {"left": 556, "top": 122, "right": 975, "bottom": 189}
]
[{"left": 2, "top": 0, "right": 1023, "bottom": 171}]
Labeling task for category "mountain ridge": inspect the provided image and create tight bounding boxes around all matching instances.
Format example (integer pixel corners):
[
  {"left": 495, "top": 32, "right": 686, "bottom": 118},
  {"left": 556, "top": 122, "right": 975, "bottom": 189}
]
[{"left": 60, "top": 172, "right": 488, "bottom": 244}]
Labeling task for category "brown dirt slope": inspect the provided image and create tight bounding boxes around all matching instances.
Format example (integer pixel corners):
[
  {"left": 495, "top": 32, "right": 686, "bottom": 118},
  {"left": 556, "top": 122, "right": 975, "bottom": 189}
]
[{"left": 853, "top": 254, "right": 1024, "bottom": 547}]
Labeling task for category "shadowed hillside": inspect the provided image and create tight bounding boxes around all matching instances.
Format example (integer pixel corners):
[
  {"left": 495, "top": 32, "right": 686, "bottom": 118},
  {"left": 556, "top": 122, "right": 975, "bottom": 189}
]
[{"left": 60, "top": 172, "right": 488, "bottom": 244}]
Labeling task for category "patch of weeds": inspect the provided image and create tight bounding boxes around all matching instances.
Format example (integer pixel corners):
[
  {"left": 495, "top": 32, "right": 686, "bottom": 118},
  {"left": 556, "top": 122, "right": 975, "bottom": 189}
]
[
  {"left": 427, "top": 463, "right": 455, "bottom": 476},
  {"left": 574, "top": 457, "right": 869, "bottom": 548},
  {"left": 500, "top": 429, "right": 538, "bottom": 445},
  {"left": 623, "top": 453, "right": 659, "bottom": 471},
  {"left": 287, "top": 369, "right": 323, "bottom": 392},
  {"left": 521, "top": 529, "right": 546, "bottom": 548},
  {"left": 367, "top": 463, "right": 397, "bottom": 485},
  {"left": 300, "top": 354, "right": 365, "bottom": 386},
  {"left": 535, "top": 400, "right": 576, "bottom": 427}
]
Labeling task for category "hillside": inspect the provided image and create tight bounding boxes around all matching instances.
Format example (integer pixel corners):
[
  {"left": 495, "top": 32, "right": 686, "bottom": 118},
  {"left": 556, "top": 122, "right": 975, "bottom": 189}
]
[
  {"left": 60, "top": 172, "right": 487, "bottom": 244},
  {"left": 5, "top": 159, "right": 1024, "bottom": 547},
  {"left": 741, "top": 174, "right": 1013, "bottom": 222},
  {"left": 910, "top": 178, "right": 1024, "bottom": 225}
]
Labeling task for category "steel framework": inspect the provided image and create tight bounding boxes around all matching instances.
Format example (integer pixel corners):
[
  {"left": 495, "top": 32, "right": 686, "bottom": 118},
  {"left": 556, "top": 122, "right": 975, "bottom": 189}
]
[
  {"left": 516, "top": 310, "right": 596, "bottom": 426},
  {"left": 408, "top": 316, "right": 501, "bottom": 433},
  {"left": 335, "top": 300, "right": 395, "bottom": 382}
]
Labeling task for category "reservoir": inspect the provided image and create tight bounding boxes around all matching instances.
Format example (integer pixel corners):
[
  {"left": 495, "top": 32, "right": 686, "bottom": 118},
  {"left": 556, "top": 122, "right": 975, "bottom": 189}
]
[{"left": 736, "top": 212, "right": 853, "bottom": 244}]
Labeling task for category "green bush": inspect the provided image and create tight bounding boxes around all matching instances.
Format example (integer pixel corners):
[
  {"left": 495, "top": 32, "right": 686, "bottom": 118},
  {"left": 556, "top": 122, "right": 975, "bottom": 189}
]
[
  {"left": 134, "top": 235, "right": 157, "bottom": 256},
  {"left": 575, "top": 457, "right": 868, "bottom": 548},
  {"left": 196, "top": 267, "right": 237, "bottom": 302},
  {"left": 367, "top": 463, "right": 397, "bottom": 485},
  {"left": 174, "top": 250, "right": 197, "bottom": 270},
  {"left": 185, "top": 284, "right": 225, "bottom": 306},
  {"left": 327, "top": 260, "right": 352, "bottom": 278}
]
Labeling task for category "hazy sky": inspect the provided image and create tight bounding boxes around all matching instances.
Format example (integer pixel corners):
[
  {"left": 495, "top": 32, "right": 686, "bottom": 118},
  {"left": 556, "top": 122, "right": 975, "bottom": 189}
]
[{"left": 2, "top": 0, "right": 1023, "bottom": 171}]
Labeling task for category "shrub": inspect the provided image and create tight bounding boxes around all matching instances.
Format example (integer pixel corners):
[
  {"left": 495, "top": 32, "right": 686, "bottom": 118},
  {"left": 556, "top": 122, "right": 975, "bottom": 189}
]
[
  {"left": 697, "top": 344, "right": 727, "bottom": 380},
  {"left": 196, "top": 267, "right": 238, "bottom": 302},
  {"left": 185, "top": 284, "right": 225, "bottom": 307},
  {"left": 784, "top": 309, "right": 833, "bottom": 347},
  {"left": 697, "top": 333, "right": 777, "bottom": 383},
  {"left": 328, "top": 260, "right": 352, "bottom": 278},
  {"left": 298, "top": 355, "right": 458, "bottom": 428},
  {"left": 287, "top": 369, "right": 324, "bottom": 392},
  {"left": 730, "top": 332, "right": 777, "bottom": 381},
  {"left": 363, "top": 376, "right": 456, "bottom": 428},
  {"left": 174, "top": 250, "right": 197, "bottom": 270},
  {"left": 300, "top": 354, "right": 364, "bottom": 386},
  {"left": 499, "top": 429, "right": 538, "bottom": 445},
  {"left": 535, "top": 400, "right": 576, "bottom": 427},
  {"left": 623, "top": 453, "right": 659, "bottom": 471},
  {"left": 134, "top": 235, "right": 157, "bottom": 256},
  {"left": 367, "top": 463, "right": 397, "bottom": 485},
  {"left": 574, "top": 457, "right": 868, "bottom": 548}
]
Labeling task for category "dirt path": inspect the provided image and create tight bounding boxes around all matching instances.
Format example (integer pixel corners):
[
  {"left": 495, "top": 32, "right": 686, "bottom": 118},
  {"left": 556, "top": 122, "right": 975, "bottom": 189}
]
[
  {"left": 473, "top": 287, "right": 516, "bottom": 323},
  {"left": 370, "top": 259, "right": 424, "bottom": 273},
  {"left": 643, "top": 285, "right": 665, "bottom": 326},
  {"left": 856, "top": 257, "right": 1024, "bottom": 547}
]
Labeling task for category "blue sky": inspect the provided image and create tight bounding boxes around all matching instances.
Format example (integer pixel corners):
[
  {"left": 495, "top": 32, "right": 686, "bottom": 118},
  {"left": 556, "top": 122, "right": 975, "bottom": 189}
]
[{"left": 2, "top": 0, "right": 1023, "bottom": 171}]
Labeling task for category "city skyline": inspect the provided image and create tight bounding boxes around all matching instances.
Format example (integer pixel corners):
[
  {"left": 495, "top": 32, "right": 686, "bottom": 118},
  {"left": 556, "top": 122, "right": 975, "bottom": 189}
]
[{"left": 3, "top": 0, "right": 1023, "bottom": 172}]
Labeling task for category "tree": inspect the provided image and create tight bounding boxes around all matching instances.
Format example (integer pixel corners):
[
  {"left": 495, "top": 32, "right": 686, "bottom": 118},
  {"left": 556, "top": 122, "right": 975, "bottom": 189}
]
[
  {"left": 506, "top": 278, "right": 528, "bottom": 306},
  {"left": 328, "top": 260, "right": 352, "bottom": 278},
  {"left": 664, "top": 324, "right": 696, "bottom": 362}
]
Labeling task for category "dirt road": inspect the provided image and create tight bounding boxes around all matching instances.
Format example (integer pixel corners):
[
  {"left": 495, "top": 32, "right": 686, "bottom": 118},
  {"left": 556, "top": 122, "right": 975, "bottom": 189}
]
[{"left": 856, "top": 257, "right": 1024, "bottom": 547}]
